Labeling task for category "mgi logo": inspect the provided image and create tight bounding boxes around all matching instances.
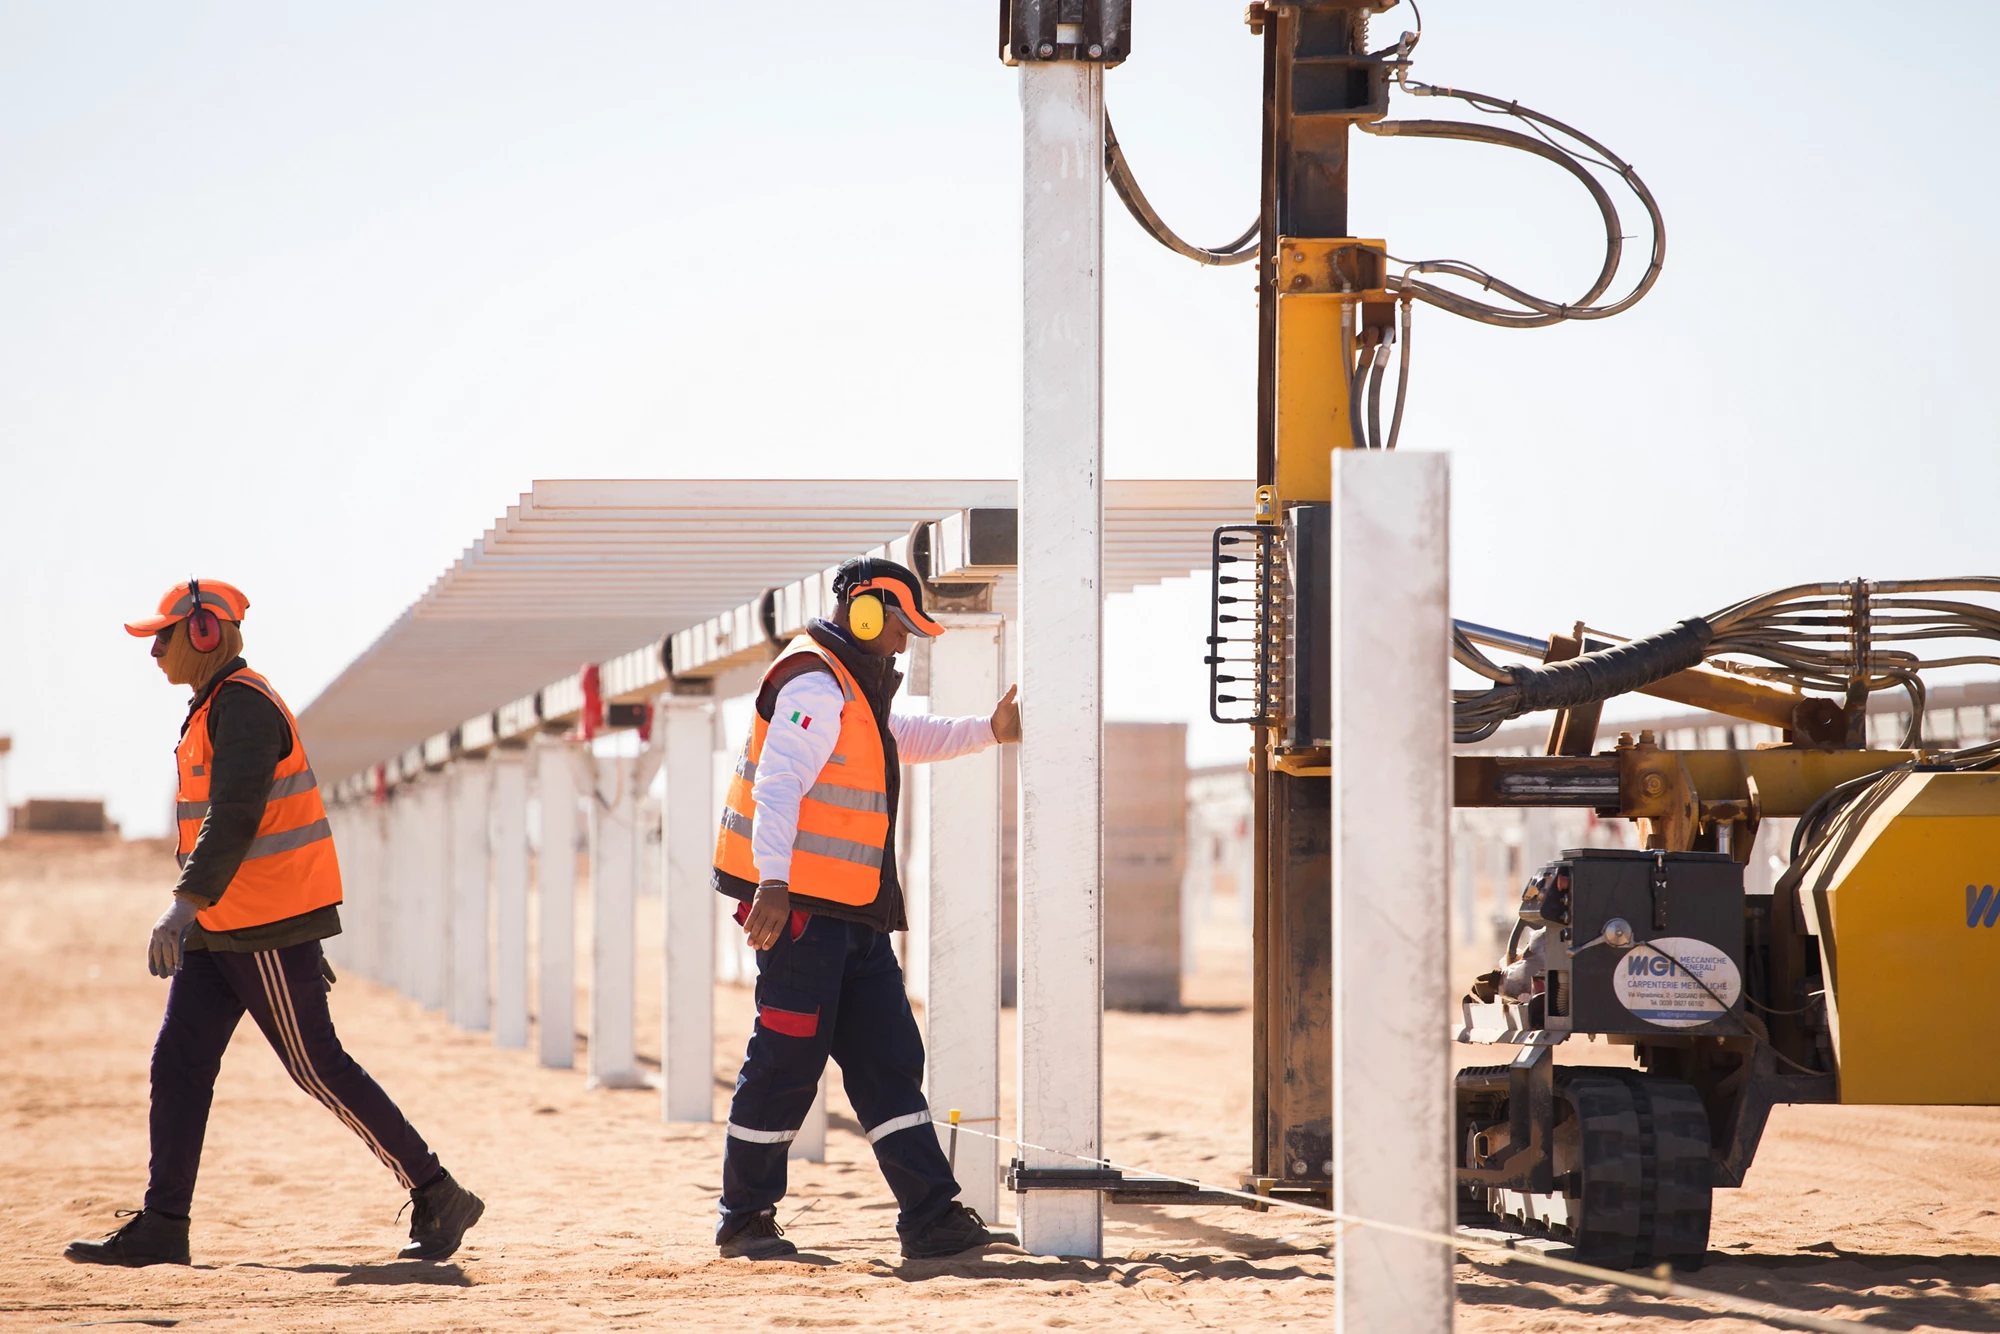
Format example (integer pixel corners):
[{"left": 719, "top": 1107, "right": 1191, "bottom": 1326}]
[{"left": 1968, "top": 884, "right": 2000, "bottom": 929}]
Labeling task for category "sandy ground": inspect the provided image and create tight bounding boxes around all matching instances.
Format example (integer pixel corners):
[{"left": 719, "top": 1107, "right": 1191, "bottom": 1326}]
[{"left": 7, "top": 838, "right": 2000, "bottom": 1332}]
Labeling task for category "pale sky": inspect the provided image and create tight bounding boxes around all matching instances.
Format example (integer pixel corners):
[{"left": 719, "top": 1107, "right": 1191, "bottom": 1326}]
[{"left": 3, "top": 2, "right": 1995, "bottom": 836}]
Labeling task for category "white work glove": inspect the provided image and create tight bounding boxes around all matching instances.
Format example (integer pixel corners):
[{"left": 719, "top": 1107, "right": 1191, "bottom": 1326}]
[{"left": 148, "top": 896, "right": 202, "bottom": 978}]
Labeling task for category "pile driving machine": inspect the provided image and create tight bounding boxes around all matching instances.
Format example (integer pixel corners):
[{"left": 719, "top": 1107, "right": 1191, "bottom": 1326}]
[{"left": 1072, "top": 0, "right": 2000, "bottom": 1268}]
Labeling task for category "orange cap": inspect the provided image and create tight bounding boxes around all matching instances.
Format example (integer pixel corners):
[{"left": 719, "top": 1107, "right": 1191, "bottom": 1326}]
[{"left": 124, "top": 579, "right": 250, "bottom": 637}]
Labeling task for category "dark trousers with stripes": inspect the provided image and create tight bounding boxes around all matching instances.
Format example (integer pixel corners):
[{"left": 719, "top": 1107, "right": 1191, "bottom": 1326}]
[
  {"left": 145, "top": 942, "right": 439, "bottom": 1218},
  {"left": 719, "top": 915, "right": 960, "bottom": 1241}
]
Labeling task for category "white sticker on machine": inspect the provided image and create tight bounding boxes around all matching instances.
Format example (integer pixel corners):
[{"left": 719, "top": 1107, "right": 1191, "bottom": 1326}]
[{"left": 1611, "top": 937, "right": 1741, "bottom": 1028}]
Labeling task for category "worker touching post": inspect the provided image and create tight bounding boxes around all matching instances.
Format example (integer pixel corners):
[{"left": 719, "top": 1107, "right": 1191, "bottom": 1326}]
[
  {"left": 64, "top": 580, "right": 484, "bottom": 1268},
  {"left": 710, "top": 558, "right": 1021, "bottom": 1260}
]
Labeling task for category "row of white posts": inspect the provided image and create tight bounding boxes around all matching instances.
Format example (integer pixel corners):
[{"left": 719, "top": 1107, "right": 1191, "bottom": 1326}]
[{"left": 321, "top": 614, "right": 1009, "bottom": 1212}]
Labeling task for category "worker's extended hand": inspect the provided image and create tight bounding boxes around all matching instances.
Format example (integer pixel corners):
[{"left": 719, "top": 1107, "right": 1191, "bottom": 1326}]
[
  {"left": 744, "top": 881, "right": 792, "bottom": 951},
  {"left": 147, "top": 895, "right": 202, "bottom": 978},
  {"left": 989, "top": 684, "right": 1021, "bottom": 744}
]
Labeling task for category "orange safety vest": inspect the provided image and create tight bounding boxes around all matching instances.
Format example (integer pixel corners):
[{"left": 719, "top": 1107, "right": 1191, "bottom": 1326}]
[
  {"left": 712, "top": 636, "right": 891, "bottom": 906},
  {"left": 176, "top": 668, "right": 342, "bottom": 932}
]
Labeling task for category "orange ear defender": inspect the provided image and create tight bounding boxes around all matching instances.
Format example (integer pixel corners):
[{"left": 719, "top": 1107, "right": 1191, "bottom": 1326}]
[
  {"left": 185, "top": 577, "right": 223, "bottom": 654},
  {"left": 849, "top": 592, "right": 886, "bottom": 641}
]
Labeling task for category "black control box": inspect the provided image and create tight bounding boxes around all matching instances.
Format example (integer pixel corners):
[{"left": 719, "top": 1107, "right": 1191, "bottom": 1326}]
[{"left": 1533, "top": 849, "right": 1745, "bottom": 1037}]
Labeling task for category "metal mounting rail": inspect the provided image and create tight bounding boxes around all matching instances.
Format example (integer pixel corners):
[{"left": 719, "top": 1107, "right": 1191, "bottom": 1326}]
[{"left": 1006, "top": 1159, "right": 1245, "bottom": 1206}]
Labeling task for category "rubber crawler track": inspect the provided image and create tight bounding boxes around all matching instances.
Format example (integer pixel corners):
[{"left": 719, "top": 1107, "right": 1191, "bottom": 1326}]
[{"left": 1460, "top": 1068, "right": 1712, "bottom": 1271}]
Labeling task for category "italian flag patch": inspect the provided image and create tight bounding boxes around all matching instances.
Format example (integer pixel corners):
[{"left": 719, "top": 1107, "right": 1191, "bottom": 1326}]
[{"left": 789, "top": 711, "right": 812, "bottom": 730}]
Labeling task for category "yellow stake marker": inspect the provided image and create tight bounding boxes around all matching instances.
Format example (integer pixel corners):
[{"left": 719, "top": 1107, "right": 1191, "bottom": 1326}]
[{"left": 947, "top": 1109, "right": 961, "bottom": 1173}]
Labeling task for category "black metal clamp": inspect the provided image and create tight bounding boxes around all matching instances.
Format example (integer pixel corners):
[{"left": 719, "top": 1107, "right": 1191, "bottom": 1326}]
[
  {"left": 999, "top": 0, "right": 1130, "bottom": 66},
  {"left": 1006, "top": 1159, "right": 1243, "bottom": 1206}
]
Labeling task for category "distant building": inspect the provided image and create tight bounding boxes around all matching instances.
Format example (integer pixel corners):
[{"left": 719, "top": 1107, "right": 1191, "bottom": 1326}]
[{"left": 10, "top": 798, "right": 117, "bottom": 836}]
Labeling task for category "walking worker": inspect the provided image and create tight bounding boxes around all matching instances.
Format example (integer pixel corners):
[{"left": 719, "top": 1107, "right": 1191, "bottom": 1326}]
[
  {"left": 65, "top": 579, "right": 484, "bottom": 1268},
  {"left": 711, "top": 557, "right": 1022, "bottom": 1261}
]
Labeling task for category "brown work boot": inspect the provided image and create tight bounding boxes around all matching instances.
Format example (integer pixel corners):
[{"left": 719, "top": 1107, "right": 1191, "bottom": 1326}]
[
  {"left": 901, "top": 1202, "right": 1014, "bottom": 1259},
  {"left": 64, "top": 1210, "right": 191, "bottom": 1267},
  {"left": 718, "top": 1210, "right": 798, "bottom": 1260},
  {"left": 398, "top": 1170, "right": 485, "bottom": 1261}
]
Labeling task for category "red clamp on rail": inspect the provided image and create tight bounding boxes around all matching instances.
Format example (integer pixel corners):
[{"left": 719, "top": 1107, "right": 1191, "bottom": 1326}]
[{"left": 576, "top": 663, "right": 603, "bottom": 741}]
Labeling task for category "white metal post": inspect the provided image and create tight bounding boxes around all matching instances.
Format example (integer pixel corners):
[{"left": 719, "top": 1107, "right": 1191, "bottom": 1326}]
[
  {"left": 422, "top": 775, "right": 453, "bottom": 1012},
  {"left": 491, "top": 746, "right": 530, "bottom": 1048},
  {"left": 449, "top": 758, "right": 491, "bottom": 1031},
  {"left": 922, "top": 611, "right": 1004, "bottom": 1219},
  {"left": 660, "top": 694, "right": 717, "bottom": 1121},
  {"left": 1017, "top": 57, "right": 1105, "bottom": 1258},
  {"left": 324, "top": 808, "right": 351, "bottom": 971},
  {"left": 536, "top": 738, "right": 578, "bottom": 1069},
  {"left": 589, "top": 753, "right": 642, "bottom": 1088},
  {"left": 1520, "top": 809, "right": 1560, "bottom": 890},
  {"left": 381, "top": 789, "right": 409, "bottom": 993},
  {"left": 1330, "top": 451, "right": 1453, "bottom": 1334},
  {"left": 1453, "top": 812, "right": 1477, "bottom": 946},
  {"left": 359, "top": 801, "right": 389, "bottom": 982},
  {"left": 902, "top": 754, "right": 933, "bottom": 1007},
  {"left": 341, "top": 805, "right": 367, "bottom": 977},
  {"left": 400, "top": 777, "right": 448, "bottom": 1010}
]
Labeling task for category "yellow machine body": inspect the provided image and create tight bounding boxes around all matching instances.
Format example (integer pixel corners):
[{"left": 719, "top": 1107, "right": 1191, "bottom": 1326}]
[
  {"left": 1270, "top": 238, "right": 1387, "bottom": 505},
  {"left": 1802, "top": 770, "right": 2000, "bottom": 1104}
]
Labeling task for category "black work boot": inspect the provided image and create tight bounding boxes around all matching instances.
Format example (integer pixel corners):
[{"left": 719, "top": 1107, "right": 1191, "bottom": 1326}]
[
  {"left": 64, "top": 1210, "right": 191, "bottom": 1267},
  {"left": 398, "top": 1170, "right": 485, "bottom": 1261},
  {"left": 718, "top": 1210, "right": 798, "bottom": 1260},
  {"left": 900, "top": 1202, "right": 1014, "bottom": 1259}
]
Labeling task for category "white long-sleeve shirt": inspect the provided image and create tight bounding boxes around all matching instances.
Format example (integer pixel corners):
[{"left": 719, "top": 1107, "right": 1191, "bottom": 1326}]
[{"left": 750, "top": 670, "right": 996, "bottom": 884}]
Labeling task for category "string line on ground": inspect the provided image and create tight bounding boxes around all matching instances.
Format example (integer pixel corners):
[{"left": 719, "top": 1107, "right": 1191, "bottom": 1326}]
[{"left": 930, "top": 1117, "right": 1880, "bottom": 1334}]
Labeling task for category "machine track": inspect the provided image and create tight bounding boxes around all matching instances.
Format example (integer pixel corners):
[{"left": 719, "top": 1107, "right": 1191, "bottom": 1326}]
[
  {"left": 1465, "top": 1067, "right": 1712, "bottom": 1271},
  {"left": 1611, "top": 1071, "right": 1712, "bottom": 1268}
]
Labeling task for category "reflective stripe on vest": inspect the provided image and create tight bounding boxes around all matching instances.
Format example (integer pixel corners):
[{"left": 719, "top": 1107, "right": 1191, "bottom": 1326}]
[
  {"left": 175, "top": 817, "right": 334, "bottom": 868},
  {"left": 176, "top": 766, "right": 321, "bottom": 823},
  {"left": 176, "top": 669, "right": 343, "bottom": 932},
  {"left": 712, "top": 635, "right": 890, "bottom": 906}
]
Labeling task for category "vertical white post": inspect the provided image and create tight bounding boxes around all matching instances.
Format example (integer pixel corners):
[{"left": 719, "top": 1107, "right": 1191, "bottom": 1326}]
[
  {"left": 537, "top": 739, "right": 578, "bottom": 1069},
  {"left": 789, "top": 1074, "right": 828, "bottom": 1164},
  {"left": 342, "top": 806, "right": 369, "bottom": 977},
  {"left": 449, "top": 758, "right": 491, "bottom": 1031},
  {"left": 381, "top": 788, "right": 409, "bottom": 993},
  {"left": 661, "top": 694, "right": 717, "bottom": 1121},
  {"left": 420, "top": 775, "right": 453, "bottom": 1012},
  {"left": 1521, "top": 809, "right": 1560, "bottom": 888},
  {"left": 589, "top": 753, "right": 641, "bottom": 1088},
  {"left": 922, "top": 611, "right": 1004, "bottom": 1219},
  {"left": 491, "top": 747, "right": 530, "bottom": 1048},
  {"left": 1454, "top": 813, "right": 1478, "bottom": 946},
  {"left": 1330, "top": 450, "right": 1453, "bottom": 1334},
  {"left": 359, "top": 802, "right": 388, "bottom": 982},
  {"left": 324, "top": 808, "right": 351, "bottom": 970},
  {"left": 902, "top": 760, "right": 932, "bottom": 1006},
  {"left": 1017, "top": 57, "right": 1104, "bottom": 1259}
]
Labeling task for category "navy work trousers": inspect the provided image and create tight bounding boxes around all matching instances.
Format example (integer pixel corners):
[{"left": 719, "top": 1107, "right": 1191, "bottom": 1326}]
[
  {"left": 719, "top": 914, "right": 959, "bottom": 1240},
  {"left": 145, "top": 942, "right": 439, "bottom": 1218}
]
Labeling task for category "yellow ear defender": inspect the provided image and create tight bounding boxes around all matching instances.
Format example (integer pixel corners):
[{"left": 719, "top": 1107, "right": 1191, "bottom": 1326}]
[{"left": 850, "top": 592, "right": 886, "bottom": 641}]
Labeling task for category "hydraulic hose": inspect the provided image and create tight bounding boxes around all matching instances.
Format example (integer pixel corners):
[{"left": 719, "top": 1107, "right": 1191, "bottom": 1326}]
[
  {"left": 1384, "top": 298, "right": 1412, "bottom": 450},
  {"left": 1363, "top": 80, "right": 1667, "bottom": 328},
  {"left": 1359, "top": 117, "right": 1625, "bottom": 327},
  {"left": 1505, "top": 618, "right": 1713, "bottom": 712},
  {"left": 1104, "top": 113, "right": 1259, "bottom": 267}
]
